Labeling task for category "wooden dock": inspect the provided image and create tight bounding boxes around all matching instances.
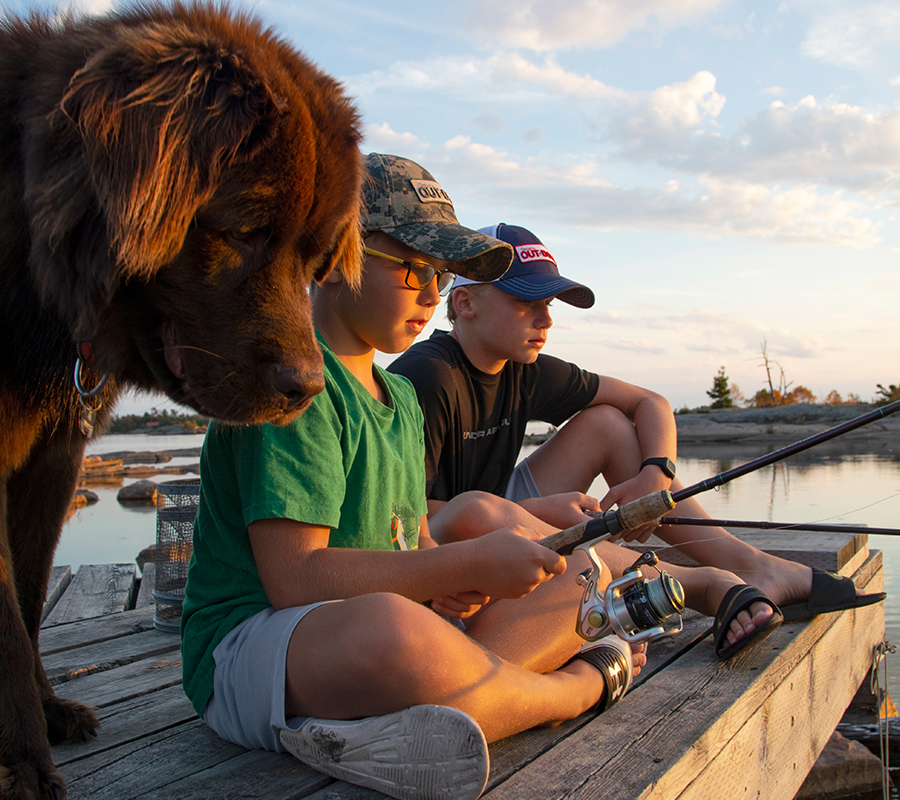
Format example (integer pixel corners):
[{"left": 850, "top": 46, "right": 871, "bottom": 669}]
[{"left": 42, "top": 528, "right": 885, "bottom": 799}]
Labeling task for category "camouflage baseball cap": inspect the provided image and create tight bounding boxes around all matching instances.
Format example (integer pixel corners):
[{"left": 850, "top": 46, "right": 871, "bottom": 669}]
[{"left": 362, "top": 153, "right": 512, "bottom": 281}]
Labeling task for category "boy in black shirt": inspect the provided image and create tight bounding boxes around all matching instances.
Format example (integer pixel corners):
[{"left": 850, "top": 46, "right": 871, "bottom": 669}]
[{"left": 389, "top": 222, "right": 883, "bottom": 656}]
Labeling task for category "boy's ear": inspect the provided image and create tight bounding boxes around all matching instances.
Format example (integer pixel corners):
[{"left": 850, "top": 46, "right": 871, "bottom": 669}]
[{"left": 452, "top": 286, "right": 478, "bottom": 319}]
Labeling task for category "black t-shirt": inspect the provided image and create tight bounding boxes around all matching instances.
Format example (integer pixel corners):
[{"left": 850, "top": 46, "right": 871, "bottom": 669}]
[{"left": 388, "top": 330, "right": 600, "bottom": 500}]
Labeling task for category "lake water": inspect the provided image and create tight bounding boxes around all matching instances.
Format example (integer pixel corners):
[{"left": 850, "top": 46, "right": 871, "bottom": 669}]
[{"left": 58, "top": 431, "right": 900, "bottom": 693}]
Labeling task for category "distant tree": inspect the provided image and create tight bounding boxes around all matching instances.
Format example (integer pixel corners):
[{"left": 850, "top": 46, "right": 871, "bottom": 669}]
[
  {"left": 824, "top": 390, "right": 844, "bottom": 405},
  {"left": 750, "top": 388, "right": 781, "bottom": 407},
  {"left": 730, "top": 382, "right": 745, "bottom": 406},
  {"left": 706, "top": 366, "right": 734, "bottom": 409},
  {"left": 846, "top": 392, "right": 862, "bottom": 404},
  {"left": 875, "top": 383, "right": 900, "bottom": 406},
  {"left": 755, "top": 339, "right": 792, "bottom": 407},
  {"left": 784, "top": 385, "right": 816, "bottom": 405}
]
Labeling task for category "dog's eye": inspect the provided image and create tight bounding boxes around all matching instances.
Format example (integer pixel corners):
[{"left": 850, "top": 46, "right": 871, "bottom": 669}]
[{"left": 225, "top": 228, "right": 272, "bottom": 250}]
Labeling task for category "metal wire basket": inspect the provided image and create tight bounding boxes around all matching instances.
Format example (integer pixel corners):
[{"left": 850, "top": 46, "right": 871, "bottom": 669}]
[{"left": 154, "top": 478, "right": 200, "bottom": 633}]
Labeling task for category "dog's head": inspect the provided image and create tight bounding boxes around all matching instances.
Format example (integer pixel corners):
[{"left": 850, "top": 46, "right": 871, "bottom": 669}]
[{"left": 29, "top": 4, "right": 363, "bottom": 424}]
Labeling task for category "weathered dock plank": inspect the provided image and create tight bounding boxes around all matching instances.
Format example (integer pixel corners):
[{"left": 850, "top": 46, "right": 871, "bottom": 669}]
[
  {"left": 40, "top": 605, "right": 155, "bottom": 654},
  {"left": 43, "top": 564, "right": 72, "bottom": 622},
  {"left": 43, "top": 563, "right": 137, "bottom": 626},
  {"left": 53, "top": 653, "right": 182, "bottom": 709},
  {"left": 43, "top": 626, "right": 180, "bottom": 685},
  {"left": 135, "top": 561, "right": 156, "bottom": 609}
]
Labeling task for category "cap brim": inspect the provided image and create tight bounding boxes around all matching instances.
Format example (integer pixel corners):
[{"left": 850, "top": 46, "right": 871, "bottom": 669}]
[
  {"left": 494, "top": 273, "right": 595, "bottom": 308},
  {"left": 385, "top": 221, "right": 512, "bottom": 282}
]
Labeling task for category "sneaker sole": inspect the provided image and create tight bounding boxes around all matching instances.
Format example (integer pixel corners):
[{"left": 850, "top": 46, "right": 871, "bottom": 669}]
[{"left": 279, "top": 704, "right": 489, "bottom": 800}]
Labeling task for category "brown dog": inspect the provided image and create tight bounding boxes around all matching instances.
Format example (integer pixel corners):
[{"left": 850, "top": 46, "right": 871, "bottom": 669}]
[{"left": 0, "top": 4, "right": 362, "bottom": 798}]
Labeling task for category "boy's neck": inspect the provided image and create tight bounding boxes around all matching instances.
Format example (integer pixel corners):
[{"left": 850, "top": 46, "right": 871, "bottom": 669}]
[
  {"left": 314, "top": 305, "right": 385, "bottom": 403},
  {"left": 448, "top": 328, "right": 507, "bottom": 375}
]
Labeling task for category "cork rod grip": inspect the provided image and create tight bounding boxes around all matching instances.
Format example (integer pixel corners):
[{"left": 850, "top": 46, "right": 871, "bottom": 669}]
[
  {"left": 537, "top": 490, "right": 676, "bottom": 554},
  {"left": 537, "top": 521, "right": 591, "bottom": 554},
  {"left": 617, "top": 490, "right": 676, "bottom": 530}
]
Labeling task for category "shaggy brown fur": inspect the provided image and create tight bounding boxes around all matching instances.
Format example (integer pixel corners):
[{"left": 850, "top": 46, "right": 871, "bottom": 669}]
[{"left": 0, "top": 4, "right": 362, "bottom": 797}]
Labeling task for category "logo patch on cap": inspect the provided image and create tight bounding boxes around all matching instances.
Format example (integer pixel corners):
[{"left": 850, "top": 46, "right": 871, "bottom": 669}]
[
  {"left": 410, "top": 179, "right": 454, "bottom": 206},
  {"left": 515, "top": 244, "right": 557, "bottom": 266}
]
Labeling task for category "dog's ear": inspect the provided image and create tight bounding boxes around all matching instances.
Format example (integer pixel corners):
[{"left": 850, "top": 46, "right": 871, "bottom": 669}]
[{"left": 59, "top": 24, "right": 284, "bottom": 282}]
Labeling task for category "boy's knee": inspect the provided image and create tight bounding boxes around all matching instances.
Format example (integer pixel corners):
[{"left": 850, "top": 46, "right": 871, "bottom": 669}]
[
  {"left": 341, "top": 594, "right": 449, "bottom": 679},
  {"left": 435, "top": 491, "right": 507, "bottom": 541},
  {"left": 565, "top": 404, "right": 638, "bottom": 451}
]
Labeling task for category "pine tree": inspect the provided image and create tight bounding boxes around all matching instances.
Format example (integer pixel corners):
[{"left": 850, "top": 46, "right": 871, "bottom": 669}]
[{"left": 706, "top": 366, "right": 734, "bottom": 409}]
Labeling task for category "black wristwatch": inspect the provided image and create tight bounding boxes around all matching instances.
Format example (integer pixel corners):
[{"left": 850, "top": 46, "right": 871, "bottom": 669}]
[{"left": 641, "top": 457, "right": 676, "bottom": 480}]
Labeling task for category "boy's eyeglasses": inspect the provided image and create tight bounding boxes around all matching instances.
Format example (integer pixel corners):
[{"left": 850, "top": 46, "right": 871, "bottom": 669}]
[{"left": 363, "top": 247, "right": 455, "bottom": 296}]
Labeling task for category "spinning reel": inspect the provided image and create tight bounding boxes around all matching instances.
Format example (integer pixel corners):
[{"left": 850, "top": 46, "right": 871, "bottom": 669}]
[{"left": 575, "top": 544, "right": 685, "bottom": 645}]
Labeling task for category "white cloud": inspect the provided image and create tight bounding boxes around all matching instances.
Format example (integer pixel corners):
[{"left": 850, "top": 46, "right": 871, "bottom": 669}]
[
  {"left": 363, "top": 123, "right": 429, "bottom": 155},
  {"left": 350, "top": 52, "right": 625, "bottom": 101},
  {"left": 463, "top": 0, "right": 724, "bottom": 51},
  {"left": 644, "top": 71, "right": 726, "bottom": 130},
  {"left": 761, "top": 85, "right": 786, "bottom": 95},
  {"left": 430, "top": 141, "right": 881, "bottom": 247},
  {"left": 610, "top": 92, "right": 900, "bottom": 195},
  {"left": 802, "top": 3, "right": 900, "bottom": 70}
]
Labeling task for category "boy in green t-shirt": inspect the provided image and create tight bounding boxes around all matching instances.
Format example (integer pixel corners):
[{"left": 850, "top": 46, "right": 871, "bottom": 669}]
[{"left": 181, "top": 154, "right": 796, "bottom": 800}]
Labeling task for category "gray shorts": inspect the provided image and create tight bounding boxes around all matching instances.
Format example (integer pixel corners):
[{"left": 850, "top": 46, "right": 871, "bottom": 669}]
[
  {"left": 202, "top": 601, "right": 335, "bottom": 752},
  {"left": 504, "top": 458, "right": 542, "bottom": 502}
]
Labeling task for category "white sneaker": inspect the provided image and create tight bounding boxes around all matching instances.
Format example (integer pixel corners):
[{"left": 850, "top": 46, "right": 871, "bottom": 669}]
[
  {"left": 576, "top": 634, "right": 634, "bottom": 711},
  {"left": 279, "top": 704, "right": 489, "bottom": 800}
]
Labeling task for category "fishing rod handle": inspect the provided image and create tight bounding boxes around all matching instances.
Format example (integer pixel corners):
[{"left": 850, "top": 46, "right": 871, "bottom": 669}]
[{"left": 538, "top": 490, "right": 676, "bottom": 554}]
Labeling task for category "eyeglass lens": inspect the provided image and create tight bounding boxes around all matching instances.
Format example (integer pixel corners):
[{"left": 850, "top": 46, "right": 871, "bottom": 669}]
[{"left": 406, "top": 263, "right": 454, "bottom": 296}]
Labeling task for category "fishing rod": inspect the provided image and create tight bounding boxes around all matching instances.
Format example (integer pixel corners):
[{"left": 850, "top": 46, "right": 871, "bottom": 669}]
[
  {"left": 539, "top": 397, "right": 900, "bottom": 556},
  {"left": 537, "top": 397, "right": 900, "bottom": 646},
  {"left": 658, "top": 517, "right": 900, "bottom": 537}
]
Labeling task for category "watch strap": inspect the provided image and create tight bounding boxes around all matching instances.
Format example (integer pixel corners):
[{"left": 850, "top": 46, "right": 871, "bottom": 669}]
[{"left": 640, "top": 457, "right": 676, "bottom": 479}]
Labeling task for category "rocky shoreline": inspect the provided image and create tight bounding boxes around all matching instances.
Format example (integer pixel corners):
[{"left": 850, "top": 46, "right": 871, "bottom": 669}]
[{"left": 675, "top": 404, "right": 900, "bottom": 449}]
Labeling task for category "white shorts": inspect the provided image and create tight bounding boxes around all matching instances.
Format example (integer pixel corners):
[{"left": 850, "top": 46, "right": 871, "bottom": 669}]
[
  {"left": 503, "top": 458, "right": 541, "bottom": 502},
  {"left": 202, "top": 601, "right": 335, "bottom": 752}
]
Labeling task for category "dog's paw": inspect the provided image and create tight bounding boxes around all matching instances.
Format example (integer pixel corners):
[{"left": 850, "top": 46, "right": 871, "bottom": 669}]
[
  {"left": 0, "top": 760, "right": 66, "bottom": 800},
  {"left": 42, "top": 697, "right": 99, "bottom": 746}
]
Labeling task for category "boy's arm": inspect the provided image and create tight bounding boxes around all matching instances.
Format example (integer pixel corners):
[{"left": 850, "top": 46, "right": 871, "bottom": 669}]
[
  {"left": 589, "top": 374, "right": 677, "bottom": 463},
  {"left": 248, "top": 517, "right": 564, "bottom": 611},
  {"left": 579, "top": 374, "right": 678, "bottom": 534}
]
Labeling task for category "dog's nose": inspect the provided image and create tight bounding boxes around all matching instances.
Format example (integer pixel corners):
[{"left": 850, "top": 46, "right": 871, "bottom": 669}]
[{"left": 273, "top": 367, "right": 325, "bottom": 410}]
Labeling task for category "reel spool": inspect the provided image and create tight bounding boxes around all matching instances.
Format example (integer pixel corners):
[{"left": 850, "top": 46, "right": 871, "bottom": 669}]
[{"left": 575, "top": 546, "right": 685, "bottom": 644}]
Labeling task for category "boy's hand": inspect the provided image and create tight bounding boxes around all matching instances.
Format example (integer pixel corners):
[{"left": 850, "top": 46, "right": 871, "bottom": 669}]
[
  {"left": 469, "top": 526, "right": 565, "bottom": 599},
  {"left": 518, "top": 492, "right": 601, "bottom": 529},
  {"left": 600, "top": 470, "right": 672, "bottom": 543},
  {"left": 431, "top": 590, "right": 489, "bottom": 619}
]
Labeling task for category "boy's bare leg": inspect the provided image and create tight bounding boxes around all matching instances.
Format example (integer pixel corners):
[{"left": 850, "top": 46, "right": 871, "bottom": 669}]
[
  {"left": 524, "top": 404, "right": 817, "bottom": 609},
  {"left": 284, "top": 592, "right": 609, "bottom": 743}
]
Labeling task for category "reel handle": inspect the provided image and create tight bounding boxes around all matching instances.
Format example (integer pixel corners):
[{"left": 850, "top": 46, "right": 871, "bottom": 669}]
[{"left": 538, "top": 490, "right": 676, "bottom": 555}]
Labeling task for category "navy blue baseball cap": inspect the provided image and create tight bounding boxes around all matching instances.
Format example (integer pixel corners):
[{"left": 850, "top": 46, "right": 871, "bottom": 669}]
[{"left": 454, "top": 223, "right": 595, "bottom": 308}]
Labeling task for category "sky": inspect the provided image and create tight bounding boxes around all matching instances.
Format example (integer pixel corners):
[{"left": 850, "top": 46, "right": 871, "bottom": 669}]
[{"left": 7, "top": 0, "right": 899, "bottom": 414}]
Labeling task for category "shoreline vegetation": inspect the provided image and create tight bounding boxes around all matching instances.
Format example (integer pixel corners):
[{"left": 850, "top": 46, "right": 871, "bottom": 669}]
[{"left": 523, "top": 403, "right": 900, "bottom": 448}]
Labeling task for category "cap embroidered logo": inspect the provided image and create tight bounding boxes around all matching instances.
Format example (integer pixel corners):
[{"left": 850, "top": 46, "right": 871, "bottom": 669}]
[
  {"left": 514, "top": 244, "right": 557, "bottom": 265},
  {"left": 410, "top": 179, "right": 453, "bottom": 205}
]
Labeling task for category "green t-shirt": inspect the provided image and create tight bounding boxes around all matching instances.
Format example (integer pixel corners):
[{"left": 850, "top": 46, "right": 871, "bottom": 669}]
[{"left": 181, "top": 334, "right": 427, "bottom": 716}]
